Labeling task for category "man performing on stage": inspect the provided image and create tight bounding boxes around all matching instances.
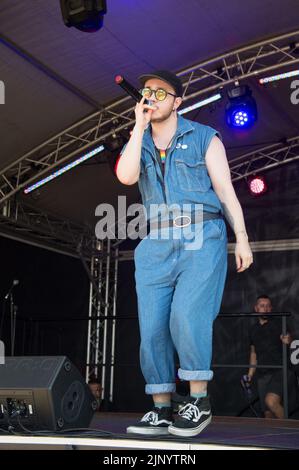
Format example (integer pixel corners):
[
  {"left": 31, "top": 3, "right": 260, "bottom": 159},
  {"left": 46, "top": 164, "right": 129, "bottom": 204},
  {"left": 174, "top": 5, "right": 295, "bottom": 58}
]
[{"left": 115, "top": 70, "right": 253, "bottom": 437}]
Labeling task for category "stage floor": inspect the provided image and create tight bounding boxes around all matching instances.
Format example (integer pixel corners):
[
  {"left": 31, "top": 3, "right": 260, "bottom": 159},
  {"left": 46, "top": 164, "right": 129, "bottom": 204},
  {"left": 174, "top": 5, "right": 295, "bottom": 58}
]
[
  {"left": 90, "top": 412, "right": 299, "bottom": 450},
  {"left": 0, "top": 413, "right": 298, "bottom": 450}
]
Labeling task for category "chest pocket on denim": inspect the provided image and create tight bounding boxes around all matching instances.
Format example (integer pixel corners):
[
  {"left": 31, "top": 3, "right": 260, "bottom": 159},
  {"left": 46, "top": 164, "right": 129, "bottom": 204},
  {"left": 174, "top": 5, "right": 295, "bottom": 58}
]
[
  {"left": 139, "top": 162, "right": 155, "bottom": 201},
  {"left": 175, "top": 159, "right": 211, "bottom": 192}
]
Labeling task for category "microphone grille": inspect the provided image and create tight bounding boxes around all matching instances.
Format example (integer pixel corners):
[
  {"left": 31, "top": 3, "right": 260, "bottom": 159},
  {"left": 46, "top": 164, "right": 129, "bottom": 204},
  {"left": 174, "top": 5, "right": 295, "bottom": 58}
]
[{"left": 115, "top": 75, "right": 123, "bottom": 84}]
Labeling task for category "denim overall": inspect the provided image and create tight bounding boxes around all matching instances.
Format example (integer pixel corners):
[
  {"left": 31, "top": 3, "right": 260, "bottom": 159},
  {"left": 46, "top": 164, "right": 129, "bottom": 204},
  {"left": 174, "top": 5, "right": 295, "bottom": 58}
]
[{"left": 133, "top": 115, "right": 228, "bottom": 394}]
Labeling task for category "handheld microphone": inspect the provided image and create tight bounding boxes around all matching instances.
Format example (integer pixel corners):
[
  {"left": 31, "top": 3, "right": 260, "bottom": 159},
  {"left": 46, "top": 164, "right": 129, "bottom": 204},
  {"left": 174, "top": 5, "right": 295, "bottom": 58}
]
[
  {"left": 114, "top": 75, "right": 150, "bottom": 104},
  {"left": 241, "top": 374, "right": 252, "bottom": 395},
  {"left": 4, "top": 279, "right": 19, "bottom": 300}
]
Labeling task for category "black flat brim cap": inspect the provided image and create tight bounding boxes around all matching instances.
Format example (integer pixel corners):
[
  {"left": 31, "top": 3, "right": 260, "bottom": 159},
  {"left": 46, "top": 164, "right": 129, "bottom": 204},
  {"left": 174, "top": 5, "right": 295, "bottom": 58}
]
[{"left": 138, "top": 70, "right": 183, "bottom": 97}]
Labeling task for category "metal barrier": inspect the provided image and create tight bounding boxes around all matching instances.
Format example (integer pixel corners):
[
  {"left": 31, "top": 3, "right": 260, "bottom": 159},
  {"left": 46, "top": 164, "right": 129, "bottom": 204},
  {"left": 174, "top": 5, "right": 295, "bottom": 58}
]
[{"left": 13, "top": 312, "right": 292, "bottom": 417}]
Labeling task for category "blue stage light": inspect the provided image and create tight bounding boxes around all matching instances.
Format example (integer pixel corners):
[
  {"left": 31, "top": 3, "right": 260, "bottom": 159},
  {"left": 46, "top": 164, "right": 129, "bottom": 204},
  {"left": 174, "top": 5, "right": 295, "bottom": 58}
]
[{"left": 225, "top": 85, "right": 257, "bottom": 129}]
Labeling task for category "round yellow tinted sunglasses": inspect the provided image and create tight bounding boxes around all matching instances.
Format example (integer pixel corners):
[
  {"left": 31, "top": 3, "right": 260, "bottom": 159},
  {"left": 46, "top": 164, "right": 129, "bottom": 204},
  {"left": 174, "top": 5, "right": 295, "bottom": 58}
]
[{"left": 140, "top": 87, "right": 177, "bottom": 101}]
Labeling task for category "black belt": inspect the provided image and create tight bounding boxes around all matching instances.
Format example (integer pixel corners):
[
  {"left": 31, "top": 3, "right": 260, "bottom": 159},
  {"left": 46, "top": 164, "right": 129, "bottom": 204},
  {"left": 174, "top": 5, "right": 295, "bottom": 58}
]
[{"left": 147, "top": 211, "right": 223, "bottom": 230}]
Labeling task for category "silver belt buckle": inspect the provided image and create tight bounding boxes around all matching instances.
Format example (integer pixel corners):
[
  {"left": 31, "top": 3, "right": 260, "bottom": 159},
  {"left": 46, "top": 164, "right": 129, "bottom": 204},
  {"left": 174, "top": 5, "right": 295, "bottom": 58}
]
[{"left": 173, "top": 215, "right": 191, "bottom": 228}]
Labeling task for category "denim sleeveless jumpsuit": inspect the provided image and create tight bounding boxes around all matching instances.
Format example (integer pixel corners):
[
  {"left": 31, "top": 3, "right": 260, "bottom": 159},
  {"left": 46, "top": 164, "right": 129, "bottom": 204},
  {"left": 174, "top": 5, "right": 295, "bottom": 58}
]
[{"left": 132, "top": 115, "right": 228, "bottom": 394}]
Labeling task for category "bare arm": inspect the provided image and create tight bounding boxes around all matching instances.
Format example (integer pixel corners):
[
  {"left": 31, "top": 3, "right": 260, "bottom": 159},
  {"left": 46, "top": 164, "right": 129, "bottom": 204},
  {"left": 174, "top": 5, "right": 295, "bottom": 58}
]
[
  {"left": 116, "top": 125, "right": 144, "bottom": 185},
  {"left": 280, "top": 333, "right": 292, "bottom": 345},
  {"left": 206, "top": 136, "right": 247, "bottom": 237},
  {"left": 115, "top": 97, "right": 157, "bottom": 185},
  {"left": 248, "top": 345, "right": 257, "bottom": 379},
  {"left": 205, "top": 136, "right": 253, "bottom": 272}
]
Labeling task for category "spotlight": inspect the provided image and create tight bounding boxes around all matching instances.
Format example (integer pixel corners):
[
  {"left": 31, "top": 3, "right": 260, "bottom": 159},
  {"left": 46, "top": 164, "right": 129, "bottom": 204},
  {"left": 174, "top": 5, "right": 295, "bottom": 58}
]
[
  {"left": 105, "top": 133, "right": 125, "bottom": 152},
  {"left": 248, "top": 175, "right": 267, "bottom": 196},
  {"left": 225, "top": 85, "right": 257, "bottom": 129},
  {"left": 60, "top": 0, "right": 107, "bottom": 33}
]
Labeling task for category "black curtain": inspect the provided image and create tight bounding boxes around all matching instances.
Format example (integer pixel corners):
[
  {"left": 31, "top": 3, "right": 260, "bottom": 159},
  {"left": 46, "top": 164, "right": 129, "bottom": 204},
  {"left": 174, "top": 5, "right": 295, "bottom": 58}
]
[{"left": 0, "top": 236, "right": 90, "bottom": 376}]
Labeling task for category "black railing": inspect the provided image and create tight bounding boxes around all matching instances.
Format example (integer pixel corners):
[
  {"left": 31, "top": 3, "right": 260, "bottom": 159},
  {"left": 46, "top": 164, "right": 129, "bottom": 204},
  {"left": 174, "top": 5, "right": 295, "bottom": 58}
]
[{"left": 11, "top": 311, "right": 292, "bottom": 418}]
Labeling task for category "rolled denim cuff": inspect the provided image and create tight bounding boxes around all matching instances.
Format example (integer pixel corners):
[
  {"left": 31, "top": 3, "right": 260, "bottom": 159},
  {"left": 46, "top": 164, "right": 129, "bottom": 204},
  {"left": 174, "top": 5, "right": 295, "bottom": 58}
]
[
  {"left": 145, "top": 383, "right": 176, "bottom": 395},
  {"left": 178, "top": 368, "right": 213, "bottom": 381}
]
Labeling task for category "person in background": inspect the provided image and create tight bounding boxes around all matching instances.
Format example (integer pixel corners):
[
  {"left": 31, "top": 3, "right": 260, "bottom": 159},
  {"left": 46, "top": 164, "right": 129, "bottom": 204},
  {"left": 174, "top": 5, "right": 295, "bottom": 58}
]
[
  {"left": 88, "top": 377, "right": 102, "bottom": 411},
  {"left": 246, "top": 295, "right": 297, "bottom": 418}
]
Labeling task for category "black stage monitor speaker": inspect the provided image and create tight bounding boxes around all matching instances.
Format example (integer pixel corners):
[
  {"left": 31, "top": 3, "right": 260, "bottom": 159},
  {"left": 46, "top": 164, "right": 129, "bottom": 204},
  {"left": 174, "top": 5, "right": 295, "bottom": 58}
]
[
  {"left": 60, "top": 0, "right": 107, "bottom": 33},
  {"left": 0, "top": 356, "right": 97, "bottom": 431}
]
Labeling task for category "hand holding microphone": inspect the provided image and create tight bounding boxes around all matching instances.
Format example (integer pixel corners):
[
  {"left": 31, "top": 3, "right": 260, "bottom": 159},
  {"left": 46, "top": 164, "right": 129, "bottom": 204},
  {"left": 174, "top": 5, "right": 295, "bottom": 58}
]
[
  {"left": 115, "top": 75, "right": 145, "bottom": 103},
  {"left": 115, "top": 75, "right": 158, "bottom": 129},
  {"left": 134, "top": 96, "right": 158, "bottom": 130},
  {"left": 241, "top": 374, "right": 252, "bottom": 395},
  {"left": 113, "top": 75, "right": 158, "bottom": 183}
]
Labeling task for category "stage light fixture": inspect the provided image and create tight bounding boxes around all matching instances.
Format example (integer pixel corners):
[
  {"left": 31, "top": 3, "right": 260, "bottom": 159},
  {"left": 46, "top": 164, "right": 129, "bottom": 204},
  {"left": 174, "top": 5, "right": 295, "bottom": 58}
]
[
  {"left": 225, "top": 85, "right": 257, "bottom": 129},
  {"left": 248, "top": 175, "right": 267, "bottom": 196},
  {"left": 178, "top": 93, "right": 222, "bottom": 115},
  {"left": 60, "top": 0, "right": 107, "bottom": 33},
  {"left": 259, "top": 69, "right": 299, "bottom": 84},
  {"left": 105, "top": 133, "right": 125, "bottom": 152},
  {"left": 24, "top": 145, "right": 104, "bottom": 194}
]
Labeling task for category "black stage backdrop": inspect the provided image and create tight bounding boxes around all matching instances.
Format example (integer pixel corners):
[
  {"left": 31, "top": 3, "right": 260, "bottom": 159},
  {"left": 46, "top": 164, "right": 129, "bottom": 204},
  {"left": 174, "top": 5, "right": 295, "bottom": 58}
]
[{"left": 0, "top": 236, "right": 90, "bottom": 377}]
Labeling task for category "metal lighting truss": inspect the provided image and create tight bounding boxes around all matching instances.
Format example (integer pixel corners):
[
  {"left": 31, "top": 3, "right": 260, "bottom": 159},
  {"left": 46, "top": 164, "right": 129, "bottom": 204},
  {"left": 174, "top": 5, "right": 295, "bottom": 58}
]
[
  {"left": 229, "top": 135, "right": 299, "bottom": 181},
  {"left": 85, "top": 239, "right": 119, "bottom": 404},
  {"left": 1, "top": 133, "right": 297, "bottom": 257},
  {"left": 1, "top": 30, "right": 299, "bottom": 206},
  {"left": 0, "top": 198, "right": 93, "bottom": 258}
]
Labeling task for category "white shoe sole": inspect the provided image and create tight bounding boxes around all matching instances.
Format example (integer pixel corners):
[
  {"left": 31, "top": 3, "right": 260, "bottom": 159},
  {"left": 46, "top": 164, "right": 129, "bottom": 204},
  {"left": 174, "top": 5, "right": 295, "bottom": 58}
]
[
  {"left": 168, "top": 415, "right": 212, "bottom": 437},
  {"left": 126, "top": 426, "right": 170, "bottom": 436}
]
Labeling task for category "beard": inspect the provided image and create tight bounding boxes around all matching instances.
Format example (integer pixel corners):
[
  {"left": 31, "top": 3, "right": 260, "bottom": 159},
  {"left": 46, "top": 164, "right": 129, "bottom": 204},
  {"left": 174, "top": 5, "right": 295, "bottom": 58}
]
[{"left": 150, "top": 107, "right": 174, "bottom": 123}]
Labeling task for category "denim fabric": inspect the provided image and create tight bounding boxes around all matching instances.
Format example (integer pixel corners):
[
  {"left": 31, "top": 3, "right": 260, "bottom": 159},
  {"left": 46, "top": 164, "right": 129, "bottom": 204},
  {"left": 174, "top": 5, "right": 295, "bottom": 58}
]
[
  {"left": 134, "top": 116, "right": 228, "bottom": 395},
  {"left": 135, "top": 220, "right": 227, "bottom": 394},
  {"left": 138, "top": 115, "right": 223, "bottom": 221}
]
